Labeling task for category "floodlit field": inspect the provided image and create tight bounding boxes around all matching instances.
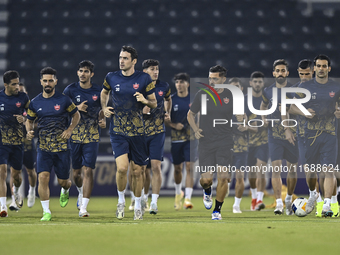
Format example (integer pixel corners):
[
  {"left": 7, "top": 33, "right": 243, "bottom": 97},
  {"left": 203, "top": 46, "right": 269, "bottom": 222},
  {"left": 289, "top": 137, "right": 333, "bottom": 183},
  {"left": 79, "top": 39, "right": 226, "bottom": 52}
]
[{"left": 1, "top": 196, "right": 339, "bottom": 255}]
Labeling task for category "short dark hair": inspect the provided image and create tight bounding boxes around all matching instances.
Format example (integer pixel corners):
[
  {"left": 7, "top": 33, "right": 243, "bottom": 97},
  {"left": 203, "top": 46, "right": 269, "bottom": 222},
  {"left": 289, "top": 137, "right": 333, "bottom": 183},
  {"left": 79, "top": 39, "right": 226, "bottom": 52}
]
[
  {"left": 228, "top": 77, "right": 242, "bottom": 87},
  {"left": 79, "top": 60, "right": 94, "bottom": 72},
  {"left": 273, "top": 59, "right": 288, "bottom": 70},
  {"left": 173, "top": 73, "right": 190, "bottom": 83},
  {"left": 250, "top": 71, "right": 265, "bottom": 80},
  {"left": 3, "top": 70, "right": 19, "bottom": 84},
  {"left": 40, "top": 67, "right": 57, "bottom": 78},
  {"left": 121, "top": 45, "right": 138, "bottom": 60},
  {"left": 298, "top": 59, "right": 313, "bottom": 70},
  {"left": 209, "top": 65, "right": 227, "bottom": 77},
  {"left": 142, "top": 59, "right": 160, "bottom": 70},
  {"left": 314, "top": 54, "right": 331, "bottom": 67}
]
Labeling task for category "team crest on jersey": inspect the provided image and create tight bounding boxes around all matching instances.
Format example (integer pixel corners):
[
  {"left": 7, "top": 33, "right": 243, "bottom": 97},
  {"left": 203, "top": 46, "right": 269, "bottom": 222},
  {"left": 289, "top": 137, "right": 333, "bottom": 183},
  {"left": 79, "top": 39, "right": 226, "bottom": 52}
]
[
  {"left": 16, "top": 102, "right": 21, "bottom": 107},
  {"left": 92, "top": 95, "right": 98, "bottom": 101},
  {"left": 133, "top": 83, "right": 139, "bottom": 89},
  {"left": 329, "top": 91, "right": 335, "bottom": 98},
  {"left": 54, "top": 104, "right": 60, "bottom": 111},
  {"left": 223, "top": 97, "right": 229, "bottom": 104},
  {"left": 158, "top": 91, "right": 163, "bottom": 96}
]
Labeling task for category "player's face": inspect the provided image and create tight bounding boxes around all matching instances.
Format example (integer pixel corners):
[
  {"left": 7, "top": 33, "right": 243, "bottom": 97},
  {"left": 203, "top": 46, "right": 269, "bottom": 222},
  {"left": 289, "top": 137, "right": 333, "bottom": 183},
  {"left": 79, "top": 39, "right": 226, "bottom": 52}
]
[
  {"left": 119, "top": 51, "right": 136, "bottom": 71},
  {"left": 77, "top": 67, "right": 93, "bottom": 83},
  {"left": 273, "top": 65, "right": 289, "bottom": 84},
  {"left": 175, "top": 79, "right": 189, "bottom": 93},
  {"left": 297, "top": 67, "right": 313, "bottom": 83},
  {"left": 208, "top": 72, "right": 226, "bottom": 87},
  {"left": 41, "top": 74, "right": 57, "bottom": 94},
  {"left": 144, "top": 65, "right": 159, "bottom": 81},
  {"left": 314, "top": 59, "right": 331, "bottom": 79},
  {"left": 18, "top": 85, "right": 27, "bottom": 93},
  {"left": 230, "top": 82, "right": 242, "bottom": 91},
  {"left": 5, "top": 78, "right": 20, "bottom": 96},
  {"left": 249, "top": 78, "right": 264, "bottom": 93}
]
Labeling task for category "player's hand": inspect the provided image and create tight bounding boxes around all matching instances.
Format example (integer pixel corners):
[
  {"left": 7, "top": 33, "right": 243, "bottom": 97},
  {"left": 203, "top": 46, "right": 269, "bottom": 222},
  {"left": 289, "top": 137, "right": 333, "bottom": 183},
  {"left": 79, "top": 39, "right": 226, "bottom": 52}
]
[
  {"left": 164, "top": 112, "right": 171, "bottom": 122},
  {"left": 174, "top": 123, "right": 184, "bottom": 130},
  {"left": 77, "top": 100, "right": 88, "bottom": 112},
  {"left": 305, "top": 108, "right": 316, "bottom": 119},
  {"left": 334, "top": 107, "right": 340, "bottom": 119},
  {"left": 134, "top": 92, "right": 147, "bottom": 104},
  {"left": 143, "top": 106, "right": 150, "bottom": 114},
  {"left": 98, "top": 118, "right": 106, "bottom": 128},
  {"left": 61, "top": 129, "right": 72, "bottom": 140},
  {"left": 103, "top": 106, "right": 114, "bottom": 118},
  {"left": 285, "top": 128, "right": 295, "bottom": 145},
  {"left": 262, "top": 117, "right": 269, "bottom": 127},
  {"left": 237, "top": 125, "right": 248, "bottom": 132},
  {"left": 27, "top": 130, "right": 34, "bottom": 140},
  {"left": 236, "top": 115, "right": 244, "bottom": 122},
  {"left": 14, "top": 114, "right": 26, "bottom": 123},
  {"left": 194, "top": 128, "right": 204, "bottom": 139}
]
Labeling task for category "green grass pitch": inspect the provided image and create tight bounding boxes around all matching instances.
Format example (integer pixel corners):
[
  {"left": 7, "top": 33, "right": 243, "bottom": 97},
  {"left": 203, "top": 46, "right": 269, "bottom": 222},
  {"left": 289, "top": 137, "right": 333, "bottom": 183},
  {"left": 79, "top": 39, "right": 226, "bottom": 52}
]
[{"left": 1, "top": 196, "right": 339, "bottom": 255}]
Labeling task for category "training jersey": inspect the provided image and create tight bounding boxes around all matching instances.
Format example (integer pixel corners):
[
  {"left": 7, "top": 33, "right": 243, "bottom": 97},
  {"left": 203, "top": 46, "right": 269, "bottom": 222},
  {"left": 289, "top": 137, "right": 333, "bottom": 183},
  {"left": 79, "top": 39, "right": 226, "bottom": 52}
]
[
  {"left": 292, "top": 82, "right": 306, "bottom": 138},
  {"left": 103, "top": 70, "right": 155, "bottom": 137},
  {"left": 262, "top": 82, "right": 296, "bottom": 140},
  {"left": 190, "top": 89, "right": 233, "bottom": 148},
  {"left": 63, "top": 82, "right": 102, "bottom": 143},
  {"left": 170, "top": 92, "right": 192, "bottom": 142},
  {"left": 0, "top": 90, "right": 29, "bottom": 145},
  {"left": 27, "top": 91, "right": 78, "bottom": 152},
  {"left": 296, "top": 78, "right": 340, "bottom": 135},
  {"left": 144, "top": 80, "right": 171, "bottom": 136},
  {"left": 245, "top": 94, "right": 268, "bottom": 147},
  {"left": 232, "top": 115, "right": 248, "bottom": 153}
]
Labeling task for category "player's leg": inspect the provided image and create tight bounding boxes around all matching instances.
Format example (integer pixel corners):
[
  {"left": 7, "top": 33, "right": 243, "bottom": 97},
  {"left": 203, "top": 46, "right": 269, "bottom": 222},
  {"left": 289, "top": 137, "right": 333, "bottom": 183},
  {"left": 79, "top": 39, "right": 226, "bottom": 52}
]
[
  {"left": 330, "top": 177, "right": 339, "bottom": 217},
  {"left": 144, "top": 165, "right": 151, "bottom": 209},
  {"left": 23, "top": 146, "right": 37, "bottom": 208},
  {"left": 200, "top": 171, "right": 213, "bottom": 210},
  {"left": 71, "top": 143, "right": 83, "bottom": 210},
  {"left": 171, "top": 142, "right": 185, "bottom": 210},
  {"left": 183, "top": 161, "right": 194, "bottom": 209},
  {"left": 10, "top": 167, "right": 23, "bottom": 208},
  {"left": 247, "top": 147, "right": 257, "bottom": 211},
  {"left": 150, "top": 159, "right": 161, "bottom": 214},
  {"left": 38, "top": 171, "right": 52, "bottom": 221},
  {"left": 9, "top": 176, "right": 20, "bottom": 211},
  {"left": 130, "top": 161, "right": 144, "bottom": 220},
  {"left": 128, "top": 165, "right": 135, "bottom": 211},
  {"left": 0, "top": 163, "right": 8, "bottom": 217},
  {"left": 115, "top": 154, "right": 129, "bottom": 219},
  {"left": 233, "top": 169, "right": 244, "bottom": 213},
  {"left": 255, "top": 143, "right": 269, "bottom": 210},
  {"left": 285, "top": 161, "right": 297, "bottom": 215}
]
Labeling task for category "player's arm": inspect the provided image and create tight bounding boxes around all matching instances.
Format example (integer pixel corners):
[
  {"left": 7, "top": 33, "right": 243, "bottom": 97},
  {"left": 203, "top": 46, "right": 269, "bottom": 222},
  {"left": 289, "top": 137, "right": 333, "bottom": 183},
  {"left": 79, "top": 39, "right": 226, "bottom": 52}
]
[
  {"left": 281, "top": 112, "right": 295, "bottom": 145},
  {"left": 134, "top": 92, "right": 157, "bottom": 109},
  {"left": 238, "top": 114, "right": 258, "bottom": 133},
  {"left": 26, "top": 119, "right": 35, "bottom": 140},
  {"left": 260, "top": 100, "right": 269, "bottom": 127},
  {"left": 61, "top": 111, "right": 80, "bottom": 140},
  {"left": 101, "top": 88, "right": 114, "bottom": 118},
  {"left": 98, "top": 109, "right": 106, "bottom": 129},
  {"left": 164, "top": 96, "right": 172, "bottom": 121},
  {"left": 187, "top": 110, "right": 203, "bottom": 139}
]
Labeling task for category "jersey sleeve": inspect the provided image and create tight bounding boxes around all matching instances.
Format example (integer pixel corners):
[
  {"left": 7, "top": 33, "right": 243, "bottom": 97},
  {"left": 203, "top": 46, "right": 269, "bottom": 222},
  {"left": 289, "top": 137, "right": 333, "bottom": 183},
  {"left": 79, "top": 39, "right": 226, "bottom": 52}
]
[
  {"left": 103, "top": 74, "right": 112, "bottom": 91},
  {"left": 190, "top": 91, "right": 201, "bottom": 114},
  {"left": 63, "top": 86, "right": 72, "bottom": 99},
  {"left": 262, "top": 89, "right": 269, "bottom": 104},
  {"left": 24, "top": 93, "right": 30, "bottom": 109},
  {"left": 27, "top": 102, "right": 37, "bottom": 121},
  {"left": 295, "top": 83, "right": 306, "bottom": 99},
  {"left": 65, "top": 96, "right": 78, "bottom": 115},
  {"left": 145, "top": 75, "right": 155, "bottom": 96},
  {"left": 164, "top": 83, "right": 171, "bottom": 99}
]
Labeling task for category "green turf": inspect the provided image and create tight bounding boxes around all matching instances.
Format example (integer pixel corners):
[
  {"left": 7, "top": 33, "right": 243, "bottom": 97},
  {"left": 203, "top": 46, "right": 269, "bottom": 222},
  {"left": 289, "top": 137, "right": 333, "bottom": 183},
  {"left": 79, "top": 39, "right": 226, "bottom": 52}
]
[{"left": 1, "top": 196, "right": 339, "bottom": 255}]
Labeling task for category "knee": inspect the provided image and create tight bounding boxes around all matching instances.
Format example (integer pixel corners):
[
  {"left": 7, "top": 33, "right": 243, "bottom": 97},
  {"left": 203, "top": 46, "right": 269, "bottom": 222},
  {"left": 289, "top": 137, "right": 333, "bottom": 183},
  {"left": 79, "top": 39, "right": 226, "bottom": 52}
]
[
  {"left": 200, "top": 178, "right": 213, "bottom": 188},
  {"left": 57, "top": 178, "right": 70, "bottom": 187},
  {"left": 38, "top": 173, "right": 50, "bottom": 184},
  {"left": 12, "top": 170, "right": 22, "bottom": 180},
  {"left": 83, "top": 167, "right": 93, "bottom": 179},
  {"left": 145, "top": 168, "right": 151, "bottom": 177},
  {"left": 132, "top": 168, "right": 142, "bottom": 178},
  {"left": 26, "top": 169, "right": 35, "bottom": 177},
  {"left": 151, "top": 165, "right": 161, "bottom": 176},
  {"left": 174, "top": 165, "right": 182, "bottom": 175},
  {"left": 117, "top": 167, "right": 128, "bottom": 175}
]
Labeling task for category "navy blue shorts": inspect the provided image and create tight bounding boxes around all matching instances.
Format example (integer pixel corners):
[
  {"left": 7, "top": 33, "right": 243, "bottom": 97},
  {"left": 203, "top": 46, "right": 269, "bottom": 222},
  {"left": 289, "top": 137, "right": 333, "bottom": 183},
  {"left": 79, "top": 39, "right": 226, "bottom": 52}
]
[
  {"left": 268, "top": 136, "right": 299, "bottom": 164},
  {"left": 198, "top": 144, "right": 233, "bottom": 167},
  {"left": 297, "top": 135, "right": 306, "bottom": 165},
  {"left": 37, "top": 148, "right": 71, "bottom": 180},
  {"left": 233, "top": 151, "right": 248, "bottom": 169},
  {"left": 0, "top": 144, "right": 24, "bottom": 170},
  {"left": 147, "top": 132, "right": 165, "bottom": 161},
  {"left": 304, "top": 130, "right": 337, "bottom": 166},
  {"left": 71, "top": 142, "right": 99, "bottom": 169},
  {"left": 23, "top": 149, "right": 36, "bottom": 170},
  {"left": 110, "top": 134, "right": 148, "bottom": 166},
  {"left": 171, "top": 140, "right": 197, "bottom": 165},
  {"left": 247, "top": 144, "right": 269, "bottom": 166}
]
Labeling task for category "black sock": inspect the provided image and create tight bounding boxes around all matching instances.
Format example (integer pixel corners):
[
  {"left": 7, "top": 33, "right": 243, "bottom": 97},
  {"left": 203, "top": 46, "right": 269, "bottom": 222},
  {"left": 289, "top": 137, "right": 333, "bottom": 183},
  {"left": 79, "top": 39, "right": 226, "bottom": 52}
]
[
  {"left": 204, "top": 187, "right": 211, "bottom": 195},
  {"left": 214, "top": 200, "right": 223, "bottom": 212}
]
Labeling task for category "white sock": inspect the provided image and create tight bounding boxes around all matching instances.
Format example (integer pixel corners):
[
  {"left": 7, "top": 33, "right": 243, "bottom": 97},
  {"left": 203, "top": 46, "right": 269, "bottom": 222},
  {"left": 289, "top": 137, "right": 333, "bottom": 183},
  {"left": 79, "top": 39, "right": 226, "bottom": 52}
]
[
  {"left": 151, "top": 194, "right": 159, "bottom": 205},
  {"left": 13, "top": 185, "right": 19, "bottom": 194},
  {"left": 118, "top": 190, "right": 125, "bottom": 204},
  {"left": 77, "top": 186, "right": 83, "bottom": 195},
  {"left": 175, "top": 183, "right": 182, "bottom": 195},
  {"left": 309, "top": 189, "right": 316, "bottom": 198},
  {"left": 276, "top": 198, "right": 283, "bottom": 206},
  {"left": 145, "top": 193, "right": 149, "bottom": 202},
  {"left": 323, "top": 198, "right": 331, "bottom": 209},
  {"left": 331, "top": 195, "right": 337, "bottom": 204},
  {"left": 185, "top": 187, "right": 193, "bottom": 200},
  {"left": 233, "top": 197, "right": 242, "bottom": 207},
  {"left": 141, "top": 188, "right": 145, "bottom": 197},
  {"left": 11, "top": 195, "right": 15, "bottom": 203},
  {"left": 41, "top": 200, "right": 51, "bottom": 213},
  {"left": 135, "top": 197, "right": 141, "bottom": 210},
  {"left": 61, "top": 187, "right": 70, "bottom": 194},
  {"left": 285, "top": 194, "right": 292, "bottom": 202},
  {"left": 0, "top": 197, "right": 6, "bottom": 207},
  {"left": 317, "top": 194, "right": 323, "bottom": 203},
  {"left": 29, "top": 185, "right": 35, "bottom": 195},
  {"left": 250, "top": 188, "right": 257, "bottom": 199},
  {"left": 130, "top": 191, "right": 135, "bottom": 201},
  {"left": 81, "top": 198, "right": 90, "bottom": 210},
  {"left": 257, "top": 191, "right": 264, "bottom": 202}
]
